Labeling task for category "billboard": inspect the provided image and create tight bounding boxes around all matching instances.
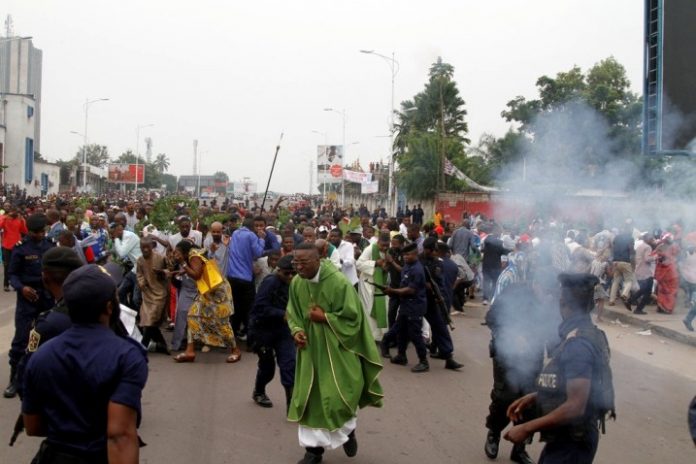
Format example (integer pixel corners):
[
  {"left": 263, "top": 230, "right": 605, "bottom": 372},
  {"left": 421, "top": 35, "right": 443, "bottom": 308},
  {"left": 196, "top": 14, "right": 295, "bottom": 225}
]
[
  {"left": 231, "top": 181, "right": 258, "bottom": 194},
  {"left": 108, "top": 164, "right": 145, "bottom": 183},
  {"left": 317, "top": 145, "right": 343, "bottom": 184}
]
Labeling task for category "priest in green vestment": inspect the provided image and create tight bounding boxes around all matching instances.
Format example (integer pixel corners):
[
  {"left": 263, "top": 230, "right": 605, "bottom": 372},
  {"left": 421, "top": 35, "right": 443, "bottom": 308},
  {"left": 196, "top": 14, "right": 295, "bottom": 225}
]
[
  {"left": 287, "top": 243, "right": 384, "bottom": 464},
  {"left": 356, "top": 232, "right": 391, "bottom": 341}
]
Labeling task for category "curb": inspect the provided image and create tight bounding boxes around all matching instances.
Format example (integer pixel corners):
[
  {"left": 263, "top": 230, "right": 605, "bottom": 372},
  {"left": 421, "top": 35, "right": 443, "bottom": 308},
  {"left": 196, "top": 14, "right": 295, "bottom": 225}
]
[{"left": 602, "top": 307, "right": 696, "bottom": 349}]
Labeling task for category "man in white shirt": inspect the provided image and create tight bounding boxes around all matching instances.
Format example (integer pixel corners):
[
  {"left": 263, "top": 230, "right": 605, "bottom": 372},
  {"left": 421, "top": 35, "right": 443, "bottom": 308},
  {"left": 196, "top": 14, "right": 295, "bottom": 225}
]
[
  {"left": 329, "top": 228, "right": 358, "bottom": 286},
  {"left": 168, "top": 216, "right": 203, "bottom": 249},
  {"left": 111, "top": 222, "right": 144, "bottom": 310}
]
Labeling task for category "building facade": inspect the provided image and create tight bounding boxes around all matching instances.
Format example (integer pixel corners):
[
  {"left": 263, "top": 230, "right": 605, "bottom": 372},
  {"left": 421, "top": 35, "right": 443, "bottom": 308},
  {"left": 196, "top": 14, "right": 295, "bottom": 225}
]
[
  {"left": 0, "top": 35, "right": 42, "bottom": 153},
  {"left": 0, "top": 93, "right": 37, "bottom": 190}
]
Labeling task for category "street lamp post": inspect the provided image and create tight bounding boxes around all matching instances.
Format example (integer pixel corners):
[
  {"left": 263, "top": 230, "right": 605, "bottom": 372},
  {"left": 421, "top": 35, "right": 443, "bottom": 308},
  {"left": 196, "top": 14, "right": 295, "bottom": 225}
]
[
  {"left": 360, "top": 49, "right": 399, "bottom": 216},
  {"left": 323, "top": 108, "right": 346, "bottom": 206},
  {"left": 134, "top": 123, "right": 154, "bottom": 194},
  {"left": 81, "top": 98, "right": 109, "bottom": 191}
]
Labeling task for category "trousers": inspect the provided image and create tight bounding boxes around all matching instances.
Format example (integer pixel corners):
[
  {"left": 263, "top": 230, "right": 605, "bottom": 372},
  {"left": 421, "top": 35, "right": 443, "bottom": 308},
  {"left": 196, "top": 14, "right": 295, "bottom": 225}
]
[
  {"left": 424, "top": 303, "right": 453, "bottom": 357},
  {"left": 383, "top": 312, "right": 427, "bottom": 361},
  {"left": 630, "top": 277, "right": 653, "bottom": 312},
  {"left": 254, "top": 332, "right": 296, "bottom": 392},
  {"left": 228, "top": 277, "right": 255, "bottom": 335},
  {"left": 539, "top": 428, "right": 599, "bottom": 464}
]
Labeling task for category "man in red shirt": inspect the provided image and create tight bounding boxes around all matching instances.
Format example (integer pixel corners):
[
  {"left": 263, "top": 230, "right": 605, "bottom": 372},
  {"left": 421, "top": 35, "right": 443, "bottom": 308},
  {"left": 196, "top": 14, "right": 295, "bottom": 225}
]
[{"left": 0, "top": 205, "right": 28, "bottom": 291}]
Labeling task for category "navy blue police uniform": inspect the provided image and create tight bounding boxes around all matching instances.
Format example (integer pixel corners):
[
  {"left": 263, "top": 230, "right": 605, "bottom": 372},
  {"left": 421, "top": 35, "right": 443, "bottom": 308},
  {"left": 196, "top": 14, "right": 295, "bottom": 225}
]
[
  {"left": 21, "top": 264, "right": 148, "bottom": 463},
  {"left": 386, "top": 246, "right": 404, "bottom": 329},
  {"left": 382, "top": 259, "right": 428, "bottom": 363},
  {"left": 536, "top": 313, "right": 604, "bottom": 464},
  {"left": 4, "top": 217, "right": 55, "bottom": 398},
  {"left": 420, "top": 254, "right": 454, "bottom": 358},
  {"left": 248, "top": 255, "right": 296, "bottom": 408}
]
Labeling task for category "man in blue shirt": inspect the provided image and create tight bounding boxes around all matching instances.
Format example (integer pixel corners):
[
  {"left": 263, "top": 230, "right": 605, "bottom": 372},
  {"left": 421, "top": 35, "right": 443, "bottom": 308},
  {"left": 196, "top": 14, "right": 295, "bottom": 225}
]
[
  {"left": 381, "top": 243, "right": 430, "bottom": 373},
  {"left": 227, "top": 216, "right": 266, "bottom": 339},
  {"left": 22, "top": 264, "right": 148, "bottom": 464}
]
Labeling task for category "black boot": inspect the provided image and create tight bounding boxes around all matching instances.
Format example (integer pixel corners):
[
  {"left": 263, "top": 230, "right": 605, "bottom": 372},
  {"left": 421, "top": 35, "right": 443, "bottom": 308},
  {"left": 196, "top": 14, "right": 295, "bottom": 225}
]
[
  {"left": 343, "top": 430, "right": 358, "bottom": 457},
  {"left": 298, "top": 447, "right": 323, "bottom": 464},
  {"left": 3, "top": 368, "right": 17, "bottom": 399},
  {"left": 510, "top": 443, "right": 535, "bottom": 464},
  {"left": 411, "top": 359, "right": 430, "bottom": 373},
  {"left": 484, "top": 430, "right": 500, "bottom": 459},
  {"left": 252, "top": 390, "right": 273, "bottom": 408},
  {"left": 445, "top": 357, "right": 463, "bottom": 370},
  {"left": 390, "top": 354, "right": 408, "bottom": 365},
  {"left": 380, "top": 341, "right": 391, "bottom": 358}
]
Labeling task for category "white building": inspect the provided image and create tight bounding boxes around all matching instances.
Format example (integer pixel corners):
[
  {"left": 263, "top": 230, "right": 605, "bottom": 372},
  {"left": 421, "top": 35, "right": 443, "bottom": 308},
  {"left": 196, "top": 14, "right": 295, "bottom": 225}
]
[
  {"left": 0, "top": 34, "right": 42, "bottom": 153},
  {"left": 0, "top": 92, "right": 38, "bottom": 191}
]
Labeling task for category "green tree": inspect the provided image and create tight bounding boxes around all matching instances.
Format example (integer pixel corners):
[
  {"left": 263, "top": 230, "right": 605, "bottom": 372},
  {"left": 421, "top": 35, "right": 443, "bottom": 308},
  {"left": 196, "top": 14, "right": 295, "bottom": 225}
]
[
  {"left": 501, "top": 57, "right": 642, "bottom": 164},
  {"left": 153, "top": 153, "right": 170, "bottom": 173},
  {"left": 213, "top": 171, "right": 229, "bottom": 183},
  {"left": 161, "top": 173, "right": 178, "bottom": 192},
  {"left": 75, "top": 144, "right": 110, "bottom": 167},
  {"left": 394, "top": 57, "right": 469, "bottom": 155}
]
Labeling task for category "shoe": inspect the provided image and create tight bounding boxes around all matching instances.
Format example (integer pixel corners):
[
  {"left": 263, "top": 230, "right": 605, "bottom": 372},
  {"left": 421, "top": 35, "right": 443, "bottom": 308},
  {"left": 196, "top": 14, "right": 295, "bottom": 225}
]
[
  {"left": 445, "top": 358, "right": 463, "bottom": 370},
  {"left": 482, "top": 299, "right": 489, "bottom": 306},
  {"left": 608, "top": 301, "right": 616, "bottom": 306},
  {"left": 343, "top": 431, "right": 358, "bottom": 457},
  {"left": 656, "top": 307, "right": 670, "bottom": 314},
  {"left": 634, "top": 309, "right": 647, "bottom": 315},
  {"left": 253, "top": 391, "right": 274, "bottom": 408},
  {"left": 622, "top": 298, "right": 632, "bottom": 311},
  {"left": 484, "top": 430, "right": 500, "bottom": 459},
  {"left": 430, "top": 352, "right": 448, "bottom": 360},
  {"left": 390, "top": 354, "right": 408, "bottom": 365},
  {"left": 297, "top": 451, "right": 323, "bottom": 464},
  {"left": 380, "top": 341, "right": 390, "bottom": 358},
  {"left": 510, "top": 445, "right": 535, "bottom": 464},
  {"left": 237, "top": 333, "right": 248, "bottom": 342},
  {"left": 3, "top": 381, "right": 17, "bottom": 399},
  {"left": 411, "top": 361, "right": 430, "bottom": 373},
  {"left": 3, "top": 285, "right": 9, "bottom": 292},
  {"left": 684, "top": 319, "right": 695, "bottom": 332}
]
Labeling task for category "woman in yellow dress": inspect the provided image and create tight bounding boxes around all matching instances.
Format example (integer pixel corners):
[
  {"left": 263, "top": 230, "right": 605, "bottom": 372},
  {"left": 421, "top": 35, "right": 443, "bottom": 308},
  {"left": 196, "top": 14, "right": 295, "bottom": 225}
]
[{"left": 172, "top": 240, "right": 241, "bottom": 363}]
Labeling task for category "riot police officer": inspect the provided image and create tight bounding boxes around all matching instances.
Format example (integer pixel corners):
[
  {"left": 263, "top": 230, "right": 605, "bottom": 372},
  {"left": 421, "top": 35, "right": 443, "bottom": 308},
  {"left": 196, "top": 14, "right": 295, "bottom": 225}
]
[
  {"left": 504, "top": 273, "right": 614, "bottom": 464},
  {"left": 15, "top": 247, "right": 83, "bottom": 395},
  {"left": 248, "top": 254, "right": 296, "bottom": 409},
  {"left": 484, "top": 283, "right": 545, "bottom": 464},
  {"left": 21, "top": 264, "right": 148, "bottom": 463},
  {"left": 420, "top": 237, "right": 463, "bottom": 370},
  {"left": 4, "top": 214, "right": 54, "bottom": 398}
]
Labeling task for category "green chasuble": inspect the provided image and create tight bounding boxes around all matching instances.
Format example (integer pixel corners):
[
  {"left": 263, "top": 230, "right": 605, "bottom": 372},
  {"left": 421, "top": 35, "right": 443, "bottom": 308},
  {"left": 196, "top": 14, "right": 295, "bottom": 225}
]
[
  {"left": 287, "top": 260, "right": 384, "bottom": 431},
  {"left": 370, "top": 243, "right": 388, "bottom": 328}
]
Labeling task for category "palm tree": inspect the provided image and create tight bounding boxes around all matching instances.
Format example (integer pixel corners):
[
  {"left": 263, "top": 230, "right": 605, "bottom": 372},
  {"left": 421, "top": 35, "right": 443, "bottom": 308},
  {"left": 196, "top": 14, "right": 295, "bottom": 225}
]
[{"left": 154, "top": 153, "right": 170, "bottom": 173}]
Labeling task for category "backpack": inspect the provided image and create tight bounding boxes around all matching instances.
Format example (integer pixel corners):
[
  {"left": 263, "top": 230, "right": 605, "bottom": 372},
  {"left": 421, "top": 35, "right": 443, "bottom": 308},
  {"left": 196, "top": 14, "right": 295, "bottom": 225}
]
[{"left": 574, "top": 326, "right": 617, "bottom": 433}]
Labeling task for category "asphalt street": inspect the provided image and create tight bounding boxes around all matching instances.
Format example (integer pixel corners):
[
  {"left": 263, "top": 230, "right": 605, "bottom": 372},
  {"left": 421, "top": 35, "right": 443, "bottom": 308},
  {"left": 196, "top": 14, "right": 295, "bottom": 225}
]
[{"left": 0, "top": 288, "right": 694, "bottom": 464}]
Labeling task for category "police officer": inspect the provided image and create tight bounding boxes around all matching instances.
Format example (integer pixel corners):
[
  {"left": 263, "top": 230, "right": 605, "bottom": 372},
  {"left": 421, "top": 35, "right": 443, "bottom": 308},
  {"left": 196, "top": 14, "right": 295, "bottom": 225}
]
[
  {"left": 4, "top": 213, "right": 54, "bottom": 398},
  {"left": 420, "top": 237, "right": 463, "bottom": 370},
  {"left": 504, "top": 273, "right": 613, "bottom": 464},
  {"left": 14, "top": 247, "right": 83, "bottom": 398},
  {"left": 22, "top": 264, "right": 148, "bottom": 463},
  {"left": 484, "top": 283, "right": 545, "bottom": 464},
  {"left": 248, "top": 254, "right": 296, "bottom": 409},
  {"left": 381, "top": 242, "right": 430, "bottom": 372}
]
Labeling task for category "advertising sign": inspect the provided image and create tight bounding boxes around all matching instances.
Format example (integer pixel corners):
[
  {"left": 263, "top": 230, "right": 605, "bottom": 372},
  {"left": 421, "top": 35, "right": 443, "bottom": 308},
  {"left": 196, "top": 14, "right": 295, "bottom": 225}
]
[
  {"left": 317, "top": 145, "right": 344, "bottom": 184},
  {"left": 361, "top": 180, "right": 379, "bottom": 194},
  {"left": 108, "top": 164, "right": 145, "bottom": 184},
  {"left": 343, "top": 170, "right": 372, "bottom": 183}
]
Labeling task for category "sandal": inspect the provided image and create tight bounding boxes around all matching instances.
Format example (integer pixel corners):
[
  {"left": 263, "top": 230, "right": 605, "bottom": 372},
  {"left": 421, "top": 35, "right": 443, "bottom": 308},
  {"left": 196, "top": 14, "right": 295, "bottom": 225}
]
[
  {"left": 226, "top": 348, "right": 242, "bottom": 363},
  {"left": 173, "top": 353, "right": 196, "bottom": 363}
]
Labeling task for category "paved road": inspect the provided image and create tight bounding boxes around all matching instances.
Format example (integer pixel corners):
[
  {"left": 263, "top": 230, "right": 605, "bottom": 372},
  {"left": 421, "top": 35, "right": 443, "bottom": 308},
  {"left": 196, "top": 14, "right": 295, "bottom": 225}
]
[{"left": 0, "top": 289, "right": 694, "bottom": 463}]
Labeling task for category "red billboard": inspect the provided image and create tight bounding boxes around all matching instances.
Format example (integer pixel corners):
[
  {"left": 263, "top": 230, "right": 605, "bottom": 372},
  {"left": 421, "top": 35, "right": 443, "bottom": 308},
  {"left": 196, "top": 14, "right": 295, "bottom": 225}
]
[{"left": 108, "top": 164, "right": 145, "bottom": 183}]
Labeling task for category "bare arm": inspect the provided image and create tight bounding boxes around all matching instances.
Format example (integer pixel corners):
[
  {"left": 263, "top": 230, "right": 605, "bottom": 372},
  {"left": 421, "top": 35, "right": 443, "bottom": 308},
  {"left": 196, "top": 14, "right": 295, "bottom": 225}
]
[
  {"left": 107, "top": 402, "right": 139, "bottom": 464},
  {"left": 504, "top": 378, "right": 591, "bottom": 444},
  {"left": 23, "top": 413, "right": 47, "bottom": 437}
]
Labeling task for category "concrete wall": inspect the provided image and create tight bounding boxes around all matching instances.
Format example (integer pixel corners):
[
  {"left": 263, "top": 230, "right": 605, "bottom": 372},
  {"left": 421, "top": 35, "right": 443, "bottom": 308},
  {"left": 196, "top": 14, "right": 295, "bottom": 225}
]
[
  {"left": 0, "top": 94, "right": 36, "bottom": 190},
  {"left": 27, "top": 161, "right": 60, "bottom": 197}
]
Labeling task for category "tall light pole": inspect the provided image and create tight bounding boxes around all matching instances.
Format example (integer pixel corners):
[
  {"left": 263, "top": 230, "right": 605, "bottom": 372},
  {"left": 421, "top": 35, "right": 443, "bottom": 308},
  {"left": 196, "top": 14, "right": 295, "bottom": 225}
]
[
  {"left": 360, "top": 49, "right": 399, "bottom": 216},
  {"left": 134, "top": 123, "right": 154, "bottom": 193},
  {"left": 81, "top": 98, "right": 109, "bottom": 191},
  {"left": 323, "top": 108, "right": 346, "bottom": 206},
  {"left": 312, "top": 130, "right": 328, "bottom": 203}
]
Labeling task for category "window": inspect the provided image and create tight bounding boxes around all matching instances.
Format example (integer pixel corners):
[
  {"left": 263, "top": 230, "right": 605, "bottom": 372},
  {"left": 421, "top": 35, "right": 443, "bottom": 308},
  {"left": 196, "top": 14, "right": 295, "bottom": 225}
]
[
  {"left": 27, "top": 106, "right": 34, "bottom": 118},
  {"left": 25, "top": 138, "right": 33, "bottom": 183}
]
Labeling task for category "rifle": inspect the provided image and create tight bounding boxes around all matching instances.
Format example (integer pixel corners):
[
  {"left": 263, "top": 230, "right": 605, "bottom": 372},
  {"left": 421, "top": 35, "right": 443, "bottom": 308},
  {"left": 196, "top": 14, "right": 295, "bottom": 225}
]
[
  {"left": 9, "top": 413, "right": 23, "bottom": 446},
  {"left": 423, "top": 266, "right": 455, "bottom": 331},
  {"left": 366, "top": 281, "right": 388, "bottom": 297}
]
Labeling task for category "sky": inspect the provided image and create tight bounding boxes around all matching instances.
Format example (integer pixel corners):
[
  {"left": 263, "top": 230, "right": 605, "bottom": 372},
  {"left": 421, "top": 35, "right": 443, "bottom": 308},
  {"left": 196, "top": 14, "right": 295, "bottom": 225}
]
[{"left": 3, "top": 0, "right": 644, "bottom": 194}]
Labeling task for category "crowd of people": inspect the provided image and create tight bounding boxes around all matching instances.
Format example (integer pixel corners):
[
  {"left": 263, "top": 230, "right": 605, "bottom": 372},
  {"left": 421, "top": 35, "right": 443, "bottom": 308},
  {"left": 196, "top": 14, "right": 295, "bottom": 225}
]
[{"left": 0, "top": 188, "right": 694, "bottom": 463}]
